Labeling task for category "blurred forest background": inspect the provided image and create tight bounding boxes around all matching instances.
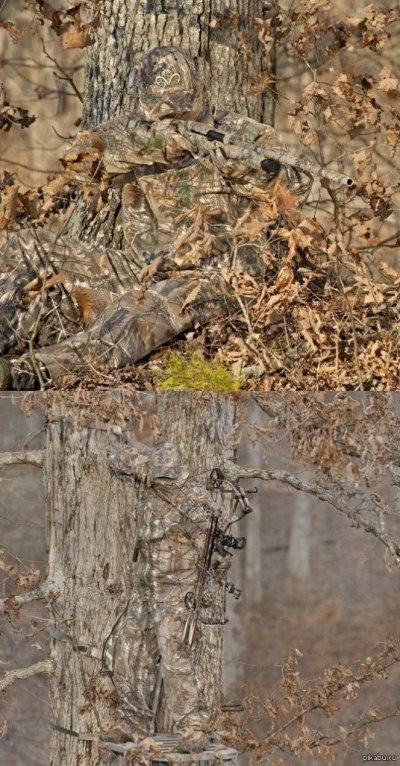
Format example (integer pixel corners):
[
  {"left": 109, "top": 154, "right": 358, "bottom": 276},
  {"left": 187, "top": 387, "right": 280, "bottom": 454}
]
[
  {"left": 0, "top": 393, "right": 399, "bottom": 764},
  {"left": 0, "top": 0, "right": 83, "bottom": 187}
]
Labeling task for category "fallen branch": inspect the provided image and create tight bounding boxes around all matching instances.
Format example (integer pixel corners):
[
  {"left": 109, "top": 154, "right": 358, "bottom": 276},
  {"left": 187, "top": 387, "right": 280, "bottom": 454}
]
[
  {"left": 0, "top": 450, "right": 44, "bottom": 468},
  {"left": 226, "top": 462, "right": 400, "bottom": 567},
  {"left": 0, "top": 658, "right": 54, "bottom": 694}
]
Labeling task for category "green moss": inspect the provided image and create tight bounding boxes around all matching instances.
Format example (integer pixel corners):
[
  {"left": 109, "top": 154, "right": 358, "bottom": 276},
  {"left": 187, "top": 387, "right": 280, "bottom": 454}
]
[{"left": 157, "top": 352, "right": 243, "bottom": 392}]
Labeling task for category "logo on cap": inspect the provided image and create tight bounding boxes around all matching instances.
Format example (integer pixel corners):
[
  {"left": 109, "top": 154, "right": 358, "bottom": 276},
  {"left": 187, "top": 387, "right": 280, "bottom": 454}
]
[{"left": 155, "top": 66, "right": 181, "bottom": 91}]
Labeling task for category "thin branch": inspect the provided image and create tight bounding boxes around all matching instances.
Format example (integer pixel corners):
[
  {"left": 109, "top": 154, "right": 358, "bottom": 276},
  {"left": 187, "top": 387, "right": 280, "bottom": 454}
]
[
  {"left": 311, "top": 708, "right": 400, "bottom": 749},
  {"left": 0, "top": 659, "right": 54, "bottom": 694},
  {"left": 41, "top": 39, "right": 83, "bottom": 103},
  {"left": 251, "top": 650, "right": 400, "bottom": 753},
  {"left": 226, "top": 462, "right": 400, "bottom": 566},
  {"left": 0, "top": 580, "right": 51, "bottom": 611},
  {"left": 0, "top": 450, "right": 44, "bottom": 468}
]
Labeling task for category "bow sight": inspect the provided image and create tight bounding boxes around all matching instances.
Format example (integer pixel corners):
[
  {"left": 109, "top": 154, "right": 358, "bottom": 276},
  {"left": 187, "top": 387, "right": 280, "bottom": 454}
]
[{"left": 182, "top": 468, "right": 256, "bottom": 645}]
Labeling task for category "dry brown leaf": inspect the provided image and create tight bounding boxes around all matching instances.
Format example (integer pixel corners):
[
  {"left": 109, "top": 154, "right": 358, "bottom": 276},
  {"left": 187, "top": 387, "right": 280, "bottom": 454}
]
[
  {"left": 379, "top": 263, "right": 400, "bottom": 285},
  {"left": 179, "top": 282, "right": 203, "bottom": 314},
  {"left": 275, "top": 184, "right": 299, "bottom": 221},
  {"left": 347, "top": 16, "right": 362, "bottom": 25},
  {"left": 385, "top": 128, "right": 400, "bottom": 150},
  {"left": 377, "top": 67, "right": 400, "bottom": 96},
  {"left": 18, "top": 190, "right": 41, "bottom": 221},
  {"left": 139, "top": 255, "right": 165, "bottom": 285},
  {"left": 63, "top": 20, "right": 94, "bottom": 49},
  {"left": 0, "top": 87, "right": 35, "bottom": 131},
  {"left": 0, "top": 21, "right": 23, "bottom": 42},
  {"left": 43, "top": 173, "right": 70, "bottom": 197},
  {"left": 352, "top": 147, "right": 374, "bottom": 174},
  {"left": 274, "top": 265, "right": 294, "bottom": 292},
  {"left": 35, "top": 0, "right": 68, "bottom": 35},
  {"left": 0, "top": 185, "right": 19, "bottom": 230}
]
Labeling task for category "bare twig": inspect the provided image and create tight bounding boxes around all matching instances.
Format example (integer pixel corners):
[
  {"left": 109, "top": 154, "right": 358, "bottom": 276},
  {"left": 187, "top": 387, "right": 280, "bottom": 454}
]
[
  {"left": 0, "top": 450, "right": 44, "bottom": 468},
  {"left": 41, "top": 40, "right": 83, "bottom": 103},
  {"left": 311, "top": 708, "right": 400, "bottom": 749},
  {"left": 0, "top": 659, "right": 54, "bottom": 694},
  {"left": 0, "top": 580, "right": 51, "bottom": 611}
]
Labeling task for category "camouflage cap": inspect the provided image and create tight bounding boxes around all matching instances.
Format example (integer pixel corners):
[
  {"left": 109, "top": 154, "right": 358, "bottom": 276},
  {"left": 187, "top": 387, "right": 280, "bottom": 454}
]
[{"left": 135, "top": 46, "right": 207, "bottom": 121}]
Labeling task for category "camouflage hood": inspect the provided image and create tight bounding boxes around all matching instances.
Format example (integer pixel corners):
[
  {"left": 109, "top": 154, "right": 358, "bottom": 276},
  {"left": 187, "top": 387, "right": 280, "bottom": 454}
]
[{"left": 135, "top": 46, "right": 208, "bottom": 121}]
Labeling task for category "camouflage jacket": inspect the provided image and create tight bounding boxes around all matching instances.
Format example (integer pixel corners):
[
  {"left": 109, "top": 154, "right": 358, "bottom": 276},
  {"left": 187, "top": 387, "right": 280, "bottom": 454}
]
[{"left": 63, "top": 111, "right": 309, "bottom": 279}]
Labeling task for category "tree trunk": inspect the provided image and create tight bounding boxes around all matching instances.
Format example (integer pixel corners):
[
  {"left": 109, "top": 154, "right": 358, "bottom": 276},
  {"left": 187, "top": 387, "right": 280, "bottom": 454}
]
[
  {"left": 224, "top": 401, "right": 264, "bottom": 697},
  {"left": 83, "top": 0, "right": 268, "bottom": 128},
  {"left": 70, "top": 0, "right": 268, "bottom": 244},
  {"left": 287, "top": 492, "right": 312, "bottom": 582},
  {"left": 45, "top": 393, "right": 237, "bottom": 766},
  {"left": 45, "top": 400, "right": 140, "bottom": 766}
]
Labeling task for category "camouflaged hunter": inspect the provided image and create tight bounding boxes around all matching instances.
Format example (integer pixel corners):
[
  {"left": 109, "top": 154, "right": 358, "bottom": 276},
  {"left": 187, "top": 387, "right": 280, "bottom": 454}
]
[
  {"left": 100, "top": 441, "right": 216, "bottom": 741},
  {"left": 103, "top": 443, "right": 235, "bottom": 742},
  {"left": 0, "top": 46, "right": 319, "bottom": 389},
  {"left": 49, "top": 442, "right": 247, "bottom": 748}
]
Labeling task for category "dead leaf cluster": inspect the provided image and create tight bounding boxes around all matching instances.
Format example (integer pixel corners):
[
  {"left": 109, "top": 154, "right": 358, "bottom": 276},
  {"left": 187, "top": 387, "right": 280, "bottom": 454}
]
[
  {"left": 31, "top": 0, "right": 99, "bottom": 49},
  {"left": 0, "top": 87, "right": 35, "bottom": 133},
  {"left": 0, "top": 170, "right": 74, "bottom": 231},
  {"left": 216, "top": 637, "right": 400, "bottom": 763}
]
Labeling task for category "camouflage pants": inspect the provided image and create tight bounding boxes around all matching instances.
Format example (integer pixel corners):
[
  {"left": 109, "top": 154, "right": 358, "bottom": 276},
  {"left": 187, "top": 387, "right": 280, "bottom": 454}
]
[
  {"left": 103, "top": 472, "right": 218, "bottom": 736},
  {"left": 0, "top": 236, "right": 232, "bottom": 389},
  {"left": 29, "top": 274, "right": 229, "bottom": 384}
]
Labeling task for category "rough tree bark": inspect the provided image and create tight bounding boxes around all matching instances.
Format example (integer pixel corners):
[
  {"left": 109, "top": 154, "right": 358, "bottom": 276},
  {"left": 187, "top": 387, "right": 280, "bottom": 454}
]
[
  {"left": 82, "top": 0, "right": 268, "bottom": 129},
  {"left": 287, "top": 492, "right": 312, "bottom": 582},
  {"left": 44, "top": 393, "right": 237, "bottom": 766},
  {"left": 70, "top": 0, "right": 269, "bottom": 244}
]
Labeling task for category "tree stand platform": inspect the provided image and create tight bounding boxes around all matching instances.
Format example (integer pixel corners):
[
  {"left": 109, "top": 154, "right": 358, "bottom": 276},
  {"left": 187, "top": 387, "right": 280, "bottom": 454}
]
[
  {"left": 52, "top": 723, "right": 239, "bottom": 764},
  {"left": 77, "top": 733, "right": 239, "bottom": 764},
  {"left": 151, "top": 734, "right": 238, "bottom": 765}
]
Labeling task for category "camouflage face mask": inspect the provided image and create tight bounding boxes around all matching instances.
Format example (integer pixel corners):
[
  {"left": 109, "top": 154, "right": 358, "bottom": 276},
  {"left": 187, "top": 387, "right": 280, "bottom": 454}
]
[{"left": 135, "top": 46, "right": 208, "bottom": 121}]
